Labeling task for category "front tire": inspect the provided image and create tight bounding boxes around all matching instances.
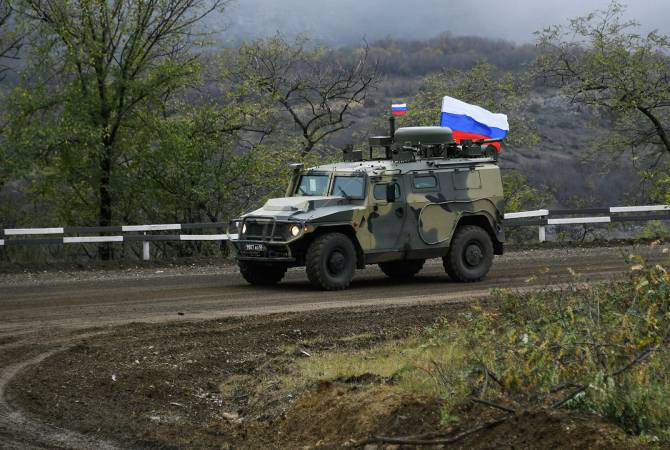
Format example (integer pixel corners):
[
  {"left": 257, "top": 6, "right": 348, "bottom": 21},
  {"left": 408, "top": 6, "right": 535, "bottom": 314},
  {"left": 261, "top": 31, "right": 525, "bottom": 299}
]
[
  {"left": 443, "top": 225, "right": 494, "bottom": 282},
  {"left": 378, "top": 259, "right": 425, "bottom": 279},
  {"left": 238, "top": 260, "right": 287, "bottom": 286},
  {"left": 305, "top": 233, "right": 356, "bottom": 290}
]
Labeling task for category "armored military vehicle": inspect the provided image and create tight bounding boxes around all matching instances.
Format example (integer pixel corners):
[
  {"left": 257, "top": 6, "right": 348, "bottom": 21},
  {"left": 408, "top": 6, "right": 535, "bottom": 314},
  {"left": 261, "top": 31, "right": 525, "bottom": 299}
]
[{"left": 228, "top": 121, "right": 505, "bottom": 290}]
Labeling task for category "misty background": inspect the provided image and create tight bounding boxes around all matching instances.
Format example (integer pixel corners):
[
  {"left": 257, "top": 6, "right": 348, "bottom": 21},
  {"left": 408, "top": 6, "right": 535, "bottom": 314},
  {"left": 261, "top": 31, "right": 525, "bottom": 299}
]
[{"left": 218, "top": 0, "right": 670, "bottom": 45}]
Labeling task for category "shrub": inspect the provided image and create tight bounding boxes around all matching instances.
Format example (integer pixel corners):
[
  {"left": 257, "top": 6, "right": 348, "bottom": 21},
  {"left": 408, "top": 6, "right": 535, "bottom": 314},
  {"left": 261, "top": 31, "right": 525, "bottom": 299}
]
[
  {"left": 440, "top": 258, "right": 670, "bottom": 441},
  {"left": 296, "top": 257, "right": 670, "bottom": 442}
]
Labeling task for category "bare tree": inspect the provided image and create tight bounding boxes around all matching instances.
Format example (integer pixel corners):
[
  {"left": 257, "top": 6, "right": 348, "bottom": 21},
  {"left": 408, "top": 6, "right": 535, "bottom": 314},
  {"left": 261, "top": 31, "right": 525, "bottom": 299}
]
[
  {"left": 535, "top": 1, "right": 670, "bottom": 158},
  {"left": 226, "top": 36, "right": 379, "bottom": 156}
]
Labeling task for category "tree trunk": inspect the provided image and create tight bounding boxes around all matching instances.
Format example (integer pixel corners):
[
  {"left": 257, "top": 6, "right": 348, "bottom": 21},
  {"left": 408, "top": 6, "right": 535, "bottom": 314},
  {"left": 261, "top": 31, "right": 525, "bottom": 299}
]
[
  {"left": 638, "top": 106, "right": 670, "bottom": 156},
  {"left": 98, "top": 143, "right": 113, "bottom": 260}
]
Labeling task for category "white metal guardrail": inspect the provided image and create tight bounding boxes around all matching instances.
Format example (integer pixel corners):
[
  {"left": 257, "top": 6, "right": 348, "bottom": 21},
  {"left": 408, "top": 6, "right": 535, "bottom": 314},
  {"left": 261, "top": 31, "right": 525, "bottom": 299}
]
[
  {"left": 503, "top": 205, "right": 670, "bottom": 242},
  {"left": 1, "top": 204, "right": 669, "bottom": 258},
  {"left": 0, "top": 222, "right": 236, "bottom": 260}
]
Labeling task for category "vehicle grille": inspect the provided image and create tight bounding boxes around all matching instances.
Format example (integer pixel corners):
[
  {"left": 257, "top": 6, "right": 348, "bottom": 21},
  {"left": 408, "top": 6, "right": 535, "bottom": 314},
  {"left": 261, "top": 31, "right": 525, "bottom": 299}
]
[{"left": 242, "top": 221, "right": 289, "bottom": 241}]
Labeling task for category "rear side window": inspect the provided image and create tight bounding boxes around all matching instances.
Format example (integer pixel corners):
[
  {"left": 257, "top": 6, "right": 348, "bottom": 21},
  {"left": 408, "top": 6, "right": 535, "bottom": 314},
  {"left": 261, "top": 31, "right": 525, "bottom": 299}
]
[
  {"left": 413, "top": 175, "right": 437, "bottom": 190},
  {"left": 373, "top": 183, "right": 401, "bottom": 201}
]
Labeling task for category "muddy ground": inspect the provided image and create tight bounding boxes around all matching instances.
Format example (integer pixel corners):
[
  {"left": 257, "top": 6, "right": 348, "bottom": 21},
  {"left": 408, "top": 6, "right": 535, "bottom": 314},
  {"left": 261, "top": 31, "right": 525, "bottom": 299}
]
[
  {"left": 2, "top": 244, "right": 667, "bottom": 449},
  {"left": 5, "top": 303, "right": 642, "bottom": 449}
]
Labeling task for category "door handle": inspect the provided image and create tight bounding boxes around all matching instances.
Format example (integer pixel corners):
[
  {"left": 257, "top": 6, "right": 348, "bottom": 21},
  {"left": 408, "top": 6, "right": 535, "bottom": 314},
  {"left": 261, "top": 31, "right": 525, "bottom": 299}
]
[{"left": 395, "top": 207, "right": 404, "bottom": 217}]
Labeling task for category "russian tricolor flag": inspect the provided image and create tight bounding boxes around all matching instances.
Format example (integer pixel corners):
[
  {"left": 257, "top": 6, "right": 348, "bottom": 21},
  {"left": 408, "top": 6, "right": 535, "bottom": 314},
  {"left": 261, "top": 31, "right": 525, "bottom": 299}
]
[
  {"left": 440, "top": 96, "right": 509, "bottom": 151},
  {"left": 391, "top": 103, "right": 408, "bottom": 116}
]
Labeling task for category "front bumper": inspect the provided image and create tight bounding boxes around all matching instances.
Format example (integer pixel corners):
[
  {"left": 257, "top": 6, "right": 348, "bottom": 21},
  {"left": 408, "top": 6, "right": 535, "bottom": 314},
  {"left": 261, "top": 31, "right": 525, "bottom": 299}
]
[{"left": 229, "top": 216, "right": 303, "bottom": 262}]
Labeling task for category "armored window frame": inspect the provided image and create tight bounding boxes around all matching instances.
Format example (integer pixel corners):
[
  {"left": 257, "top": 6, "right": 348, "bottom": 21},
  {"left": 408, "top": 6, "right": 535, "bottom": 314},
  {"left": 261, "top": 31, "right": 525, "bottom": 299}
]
[{"left": 412, "top": 174, "right": 438, "bottom": 191}]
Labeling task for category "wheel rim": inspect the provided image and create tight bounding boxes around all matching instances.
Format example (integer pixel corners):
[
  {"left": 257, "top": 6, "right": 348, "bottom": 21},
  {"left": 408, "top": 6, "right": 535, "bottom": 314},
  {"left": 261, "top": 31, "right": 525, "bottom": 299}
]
[
  {"left": 327, "top": 249, "right": 347, "bottom": 276},
  {"left": 464, "top": 242, "right": 484, "bottom": 267}
]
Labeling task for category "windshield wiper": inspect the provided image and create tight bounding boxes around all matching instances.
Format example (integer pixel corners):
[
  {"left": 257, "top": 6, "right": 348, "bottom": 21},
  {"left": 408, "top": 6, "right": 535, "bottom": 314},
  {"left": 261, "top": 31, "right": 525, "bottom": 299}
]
[{"left": 337, "top": 186, "right": 352, "bottom": 200}]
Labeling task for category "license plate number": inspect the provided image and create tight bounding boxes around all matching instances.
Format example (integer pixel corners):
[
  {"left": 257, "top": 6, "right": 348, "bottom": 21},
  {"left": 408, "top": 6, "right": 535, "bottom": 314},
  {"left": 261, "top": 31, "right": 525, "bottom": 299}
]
[{"left": 244, "top": 243, "right": 266, "bottom": 252}]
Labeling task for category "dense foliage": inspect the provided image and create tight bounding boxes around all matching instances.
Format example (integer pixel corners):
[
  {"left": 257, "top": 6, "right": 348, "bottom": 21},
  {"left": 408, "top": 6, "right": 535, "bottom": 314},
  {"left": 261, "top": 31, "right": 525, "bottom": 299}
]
[{"left": 0, "top": 2, "right": 374, "bottom": 259}]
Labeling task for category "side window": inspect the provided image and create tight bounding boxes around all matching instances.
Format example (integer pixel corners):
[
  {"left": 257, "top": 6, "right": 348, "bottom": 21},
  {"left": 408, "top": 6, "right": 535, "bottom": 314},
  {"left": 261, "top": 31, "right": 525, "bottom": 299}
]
[
  {"left": 373, "top": 183, "right": 401, "bottom": 201},
  {"left": 373, "top": 184, "right": 386, "bottom": 200},
  {"left": 413, "top": 175, "right": 438, "bottom": 190}
]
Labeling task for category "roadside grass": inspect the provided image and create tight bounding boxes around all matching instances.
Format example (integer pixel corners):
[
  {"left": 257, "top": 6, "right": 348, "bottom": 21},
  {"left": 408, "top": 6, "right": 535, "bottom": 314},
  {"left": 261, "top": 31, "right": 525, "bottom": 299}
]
[
  {"left": 305, "top": 332, "right": 379, "bottom": 345},
  {"left": 291, "top": 336, "right": 469, "bottom": 401},
  {"left": 281, "top": 332, "right": 379, "bottom": 354},
  {"left": 288, "top": 256, "right": 670, "bottom": 445}
]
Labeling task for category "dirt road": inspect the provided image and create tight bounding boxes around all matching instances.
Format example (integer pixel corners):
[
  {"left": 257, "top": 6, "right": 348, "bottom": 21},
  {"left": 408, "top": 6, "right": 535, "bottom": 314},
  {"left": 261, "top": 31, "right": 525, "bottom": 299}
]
[
  {"left": 0, "top": 244, "right": 668, "bottom": 449},
  {"left": 2, "top": 245, "right": 666, "bottom": 335}
]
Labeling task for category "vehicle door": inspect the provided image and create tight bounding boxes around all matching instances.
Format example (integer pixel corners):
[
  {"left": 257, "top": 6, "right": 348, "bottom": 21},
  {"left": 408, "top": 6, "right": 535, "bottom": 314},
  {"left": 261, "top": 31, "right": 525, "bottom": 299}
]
[
  {"left": 406, "top": 172, "right": 459, "bottom": 246},
  {"left": 367, "top": 177, "right": 407, "bottom": 251}
]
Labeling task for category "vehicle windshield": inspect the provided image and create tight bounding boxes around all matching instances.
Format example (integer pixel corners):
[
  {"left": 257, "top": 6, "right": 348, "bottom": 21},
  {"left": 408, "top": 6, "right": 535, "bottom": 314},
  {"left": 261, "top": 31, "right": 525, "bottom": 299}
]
[
  {"left": 332, "top": 176, "right": 365, "bottom": 199},
  {"left": 295, "top": 175, "right": 329, "bottom": 196}
]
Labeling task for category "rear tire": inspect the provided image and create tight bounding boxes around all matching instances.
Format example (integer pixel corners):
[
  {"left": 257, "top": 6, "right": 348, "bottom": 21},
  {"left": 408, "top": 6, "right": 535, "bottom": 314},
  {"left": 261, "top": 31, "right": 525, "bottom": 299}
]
[
  {"left": 306, "top": 232, "right": 356, "bottom": 290},
  {"left": 443, "top": 225, "right": 494, "bottom": 282},
  {"left": 238, "top": 260, "right": 287, "bottom": 285},
  {"left": 378, "top": 259, "right": 425, "bottom": 279}
]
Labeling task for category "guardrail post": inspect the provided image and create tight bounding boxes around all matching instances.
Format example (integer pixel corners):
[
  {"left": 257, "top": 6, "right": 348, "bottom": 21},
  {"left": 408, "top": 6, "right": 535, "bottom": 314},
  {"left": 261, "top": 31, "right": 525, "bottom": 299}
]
[
  {"left": 142, "top": 232, "right": 150, "bottom": 261},
  {"left": 538, "top": 225, "right": 546, "bottom": 243}
]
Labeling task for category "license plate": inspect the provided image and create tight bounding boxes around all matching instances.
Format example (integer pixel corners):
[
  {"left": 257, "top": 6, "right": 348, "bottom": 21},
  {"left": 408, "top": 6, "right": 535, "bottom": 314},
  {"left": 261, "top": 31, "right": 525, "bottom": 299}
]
[{"left": 244, "top": 243, "right": 266, "bottom": 252}]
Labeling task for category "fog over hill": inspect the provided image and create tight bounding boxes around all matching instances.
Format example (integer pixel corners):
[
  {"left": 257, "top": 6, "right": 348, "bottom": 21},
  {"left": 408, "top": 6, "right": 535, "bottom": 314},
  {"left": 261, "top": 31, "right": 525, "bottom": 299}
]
[{"left": 215, "top": 0, "right": 670, "bottom": 45}]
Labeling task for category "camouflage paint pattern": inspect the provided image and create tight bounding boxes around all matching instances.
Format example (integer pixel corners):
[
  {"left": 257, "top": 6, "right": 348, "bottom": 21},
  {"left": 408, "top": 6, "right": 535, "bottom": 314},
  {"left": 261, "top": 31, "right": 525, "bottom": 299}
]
[{"left": 232, "top": 154, "right": 505, "bottom": 265}]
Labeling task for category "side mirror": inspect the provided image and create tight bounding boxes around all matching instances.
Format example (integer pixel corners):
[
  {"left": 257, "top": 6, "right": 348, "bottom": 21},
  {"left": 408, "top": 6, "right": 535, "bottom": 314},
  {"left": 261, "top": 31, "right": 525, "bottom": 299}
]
[
  {"left": 289, "top": 162, "right": 304, "bottom": 172},
  {"left": 286, "top": 163, "right": 304, "bottom": 197},
  {"left": 386, "top": 183, "right": 396, "bottom": 203}
]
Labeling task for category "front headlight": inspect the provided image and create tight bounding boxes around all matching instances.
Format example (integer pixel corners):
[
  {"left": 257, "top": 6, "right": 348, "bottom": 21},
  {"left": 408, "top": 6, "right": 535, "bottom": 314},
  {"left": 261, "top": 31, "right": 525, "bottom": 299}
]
[
  {"left": 242, "top": 223, "right": 247, "bottom": 234},
  {"left": 229, "top": 221, "right": 240, "bottom": 234},
  {"left": 290, "top": 224, "right": 301, "bottom": 237}
]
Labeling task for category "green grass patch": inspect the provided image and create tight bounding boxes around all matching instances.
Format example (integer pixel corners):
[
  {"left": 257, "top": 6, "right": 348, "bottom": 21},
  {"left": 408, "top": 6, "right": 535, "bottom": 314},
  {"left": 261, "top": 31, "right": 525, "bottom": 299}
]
[{"left": 293, "top": 336, "right": 469, "bottom": 402}]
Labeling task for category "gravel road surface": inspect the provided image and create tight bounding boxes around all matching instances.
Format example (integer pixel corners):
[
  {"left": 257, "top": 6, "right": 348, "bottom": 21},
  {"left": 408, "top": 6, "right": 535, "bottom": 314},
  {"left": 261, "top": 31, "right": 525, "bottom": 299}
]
[{"left": 2, "top": 245, "right": 667, "bottom": 334}]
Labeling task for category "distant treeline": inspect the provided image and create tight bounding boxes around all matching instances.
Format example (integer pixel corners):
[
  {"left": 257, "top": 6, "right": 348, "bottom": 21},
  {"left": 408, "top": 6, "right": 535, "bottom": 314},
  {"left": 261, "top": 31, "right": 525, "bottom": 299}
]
[{"left": 361, "top": 33, "right": 537, "bottom": 76}]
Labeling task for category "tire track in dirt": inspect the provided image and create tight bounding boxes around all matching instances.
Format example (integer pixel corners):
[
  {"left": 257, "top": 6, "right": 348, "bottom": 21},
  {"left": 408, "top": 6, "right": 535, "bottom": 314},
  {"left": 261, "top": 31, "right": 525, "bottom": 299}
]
[{"left": 0, "top": 333, "right": 131, "bottom": 450}]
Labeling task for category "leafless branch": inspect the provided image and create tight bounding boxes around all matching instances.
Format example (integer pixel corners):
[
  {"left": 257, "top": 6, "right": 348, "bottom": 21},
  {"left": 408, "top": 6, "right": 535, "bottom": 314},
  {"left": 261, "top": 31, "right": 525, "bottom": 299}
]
[
  {"left": 227, "top": 35, "right": 379, "bottom": 155},
  {"left": 370, "top": 416, "right": 510, "bottom": 446},
  {"left": 470, "top": 396, "right": 517, "bottom": 414},
  {"left": 552, "top": 345, "right": 658, "bottom": 409},
  {"left": 0, "top": 0, "right": 23, "bottom": 80},
  {"left": 551, "top": 384, "right": 588, "bottom": 409},
  {"left": 534, "top": 3, "right": 670, "bottom": 157}
]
